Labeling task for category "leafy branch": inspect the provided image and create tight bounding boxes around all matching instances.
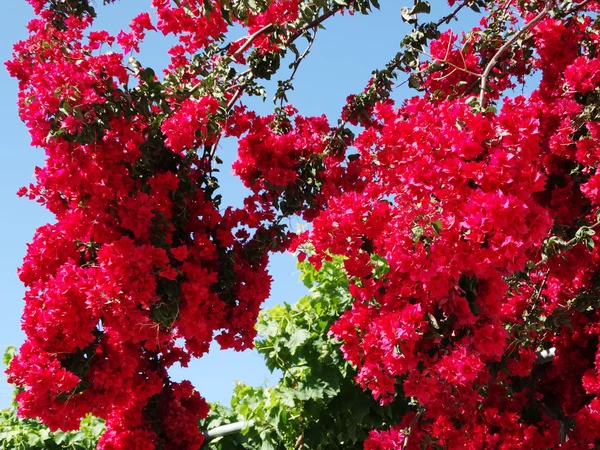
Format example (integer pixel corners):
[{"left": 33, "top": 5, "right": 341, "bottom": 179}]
[{"left": 479, "top": 0, "right": 553, "bottom": 106}]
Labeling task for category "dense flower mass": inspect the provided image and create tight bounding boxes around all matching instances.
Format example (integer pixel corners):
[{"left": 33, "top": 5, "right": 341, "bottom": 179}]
[
  {"left": 9, "top": 0, "right": 600, "bottom": 448},
  {"left": 6, "top": 0, "right": 329, "bottom": 447},
  {"left": 304, "top": 1, "right": 600, "bottom": 448}
]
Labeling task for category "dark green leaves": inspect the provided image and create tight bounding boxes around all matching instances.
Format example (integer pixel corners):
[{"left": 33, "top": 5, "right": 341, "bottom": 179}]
[{"left": 401, "top": 1, "right": 431, "bottom": 24}]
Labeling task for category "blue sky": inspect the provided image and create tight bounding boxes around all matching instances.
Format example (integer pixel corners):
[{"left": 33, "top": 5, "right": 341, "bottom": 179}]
[{"left": 0, "top": 1, "right": 468, "bottom": 408}]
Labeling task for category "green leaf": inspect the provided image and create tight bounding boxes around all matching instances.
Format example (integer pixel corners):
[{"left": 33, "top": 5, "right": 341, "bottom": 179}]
[
  {"left": 585, "top": 236, "right": 595, "bottom": 251},
  {"left": 53, "top": 430, "right": 68, "bottom": 444},
  {"left": 410, "top": 1, "right": 430, "bottom": 15},
  {"left": 27, "top": 433, "right": 42, "bottom": 447},
  {"left": 408, "top": 73, "right": 422, "bottom": 90},
  {"left": 431, "top": 219, "right": 443, "bottom": 236},
  {"left": 139, "top": 67, "right": 156, "bottom": 84},
  {"left": 468, "top": 301, "right": 480, "bottom": 316},
  {"left": 2, "top": 346, "right": 16, "bottom": 366},
  {"left": 412, "top": 225, "right": 424, "bottom": 245},
  {"left": 428, "top": 313, "right": 439, "bottom": 330},
  {"left": 260, "top": 439, "right": 276, "bottom": 450},
  {"left": 39, "top": 429, "right": 50, "bottom": 441},
  {"left": 288, "top": 329, "right": 311, "bottom": 355},
  {"left": 400, "top": 7, "right": 416, "bottom": 23}
]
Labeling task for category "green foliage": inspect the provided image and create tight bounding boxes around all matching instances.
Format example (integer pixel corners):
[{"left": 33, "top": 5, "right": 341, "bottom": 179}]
[
  {"left": 201, "top": 257, "right": 408, "bottom": 449},
  {"left": 0, "top": 411, "right": 104, "bottom": 450}
]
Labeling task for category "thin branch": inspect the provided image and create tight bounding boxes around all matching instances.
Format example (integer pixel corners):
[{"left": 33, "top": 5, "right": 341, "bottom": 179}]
[
  {"left": 229, "top": 6, "right": 340, "bottom": 59},
  {"left": 205, "top": 8, "right": 342, "bottom": 160},
  {"left": 531, "top": 269, "right": 550, "bottom": 305},
  {"left": 479, "top": 0, "right": 552, "bottom": 106},
  {"left": 289, "top": 28, "right": 317, "bottom": 84},
  {"left": 233, "top": 67, "right": 253, "bottom": 82},
  {"left": 410, "top": 46, "right": 482, "bottom": 78},
  {"left": 225, "top": 81, "right": 253, "bottom": 93},
  {"left": 187, "top": 7, "right": 341, "bottom": 102},
  {"left": 533, "top": 220, "right": 600, "bottom": 269},
  {"left": 561, "top": 0, "right": 594, "bottom": 18},
  {"left": 185, "top": 23, "right": 273, "bottom": 99},
  {"left": 208, "top": 74, "right": 255, "bottom": 160},
  {"left": 435, "top": 0, "right": 469, "bottom": 26},
  {"left": 402, "top": 409, "right": 424, "bottom": 450},
  {"left": 288, "top": 7, "right": 339, "bottom": 43},
  {"left": 278, "top": 28, "right": 318, "bottom": 106},
  {"left": 232, "top": 23, "right": 275, "bottom": 59}
]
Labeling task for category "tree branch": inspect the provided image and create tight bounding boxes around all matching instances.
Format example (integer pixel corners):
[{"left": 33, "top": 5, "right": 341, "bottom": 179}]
[
  {"left": 278, "top": 28, "right": 318, "bottom": 106},
  {"left": 288, "top": 7, "right": 340, "bottom": 44},
  {"left": 205, "top": 8, "right": 342, "bottom": 160},
  {"left": 560, "top": 0, "right": 594, "bottom": 18},
  {"left": 435, "top": 0, "right": 469, "bottom": 27},
  {"left": 410, "top": 46, "right": 482, "bottom": 78},
  {"left": 232, "top": 23, "right": 275, "bottom": 59},
  {"left": 208, "top": 73, "right": 256, "bottom": 160},
  {"left": 479, "top": 0, "right": 552, "bottom": 107}
]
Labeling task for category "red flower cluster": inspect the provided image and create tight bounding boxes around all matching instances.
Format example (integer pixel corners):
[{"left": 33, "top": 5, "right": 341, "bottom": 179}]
[
  {"left": 232, "top": 106, "right": 329, "bottom": 192},
  {"left": 303, "top": 3, "right": 600, "bottom": 448},
  {"left": 6, "top": 0, "right": 314, "bottom": 448}
]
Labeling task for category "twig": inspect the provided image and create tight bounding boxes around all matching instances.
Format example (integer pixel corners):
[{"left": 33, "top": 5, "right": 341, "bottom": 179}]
[
  {"left": 208, "top": 73, "right": 255, "bottom": 160},
  {"left": 279, "top": 28, "right": 318, "bottom": 106},
  {"left": 410, "top": 46, "right": 482, "bottom": 78},
  {"left": 479, "top": 0, "right": 552, "bottom": 106},
  {"left": 225, "top": 82, "right": 253, "bottom": 93},
  {"left": 403, "top": 409, "right": 423, "bottom": 450},
  {"left": 185, "top": 24, "right": 273, "bottom": 99},
  {"left": 435, "top": 0, "right": 469, "bottom": 26},
  {"left": 531, "top": 269, "right": 550, "bottom": 305},
  {"left": 232, "top": 23, "right": 275, "bottom": 59},
  {"left": 288, "top": 8, "right": 339, "bottom": 43},
  {"left": 182, "top": 6, "right": 345, "bottom": 163},
  {"left": 187, "top": 7, "right": 341, "bottom": 101},
  {"left": 233, "top": 67, "right": 253, "bottom": 82},
  {"left": 533, "top": 220, "right": 600, "bottom": 269},
  {"left": 561, "top": 0, "right": 594, "bottom": 18},
  {"left": 230, "top": 5, "right": 339, "bottom": 58},
  {"left": 205, "top": 8, "right": 342, "bottom": 159},
  {"left": 290, "top": 29, "right": 317, "bottom": 83}
]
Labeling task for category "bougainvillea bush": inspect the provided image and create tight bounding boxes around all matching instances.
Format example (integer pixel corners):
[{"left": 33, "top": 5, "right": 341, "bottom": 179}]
[{"left": 8, "top": 0, "right": 600, "bottom": 448}]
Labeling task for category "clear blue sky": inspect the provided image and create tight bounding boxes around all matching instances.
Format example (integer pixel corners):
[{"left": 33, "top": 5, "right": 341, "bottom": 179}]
[{"left": 0, "top": 1, "right": 469, "bottom": 408}]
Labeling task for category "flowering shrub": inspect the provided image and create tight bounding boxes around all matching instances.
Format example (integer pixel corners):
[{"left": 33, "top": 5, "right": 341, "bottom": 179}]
[
  {"left": 303, "top": 1, "right": 600, "bottom": 448},
  {"left": 6, "top": 0, "right": 348, "bottom": 447},
  {"left": 9, "top": 0, "right": 600, "bottom": 448}
]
